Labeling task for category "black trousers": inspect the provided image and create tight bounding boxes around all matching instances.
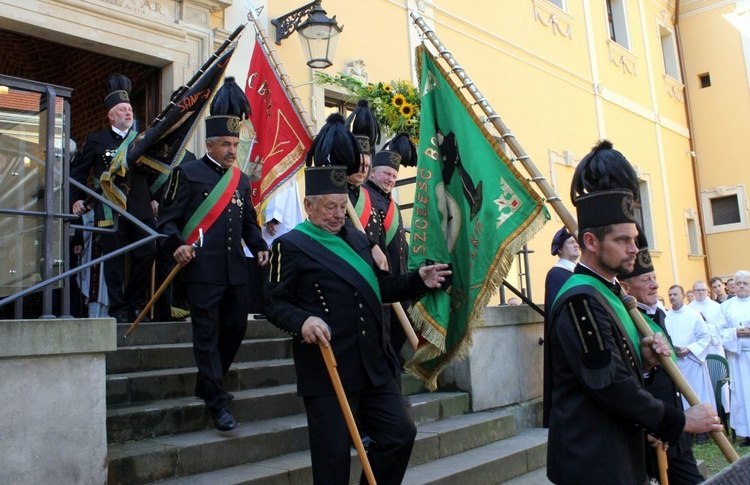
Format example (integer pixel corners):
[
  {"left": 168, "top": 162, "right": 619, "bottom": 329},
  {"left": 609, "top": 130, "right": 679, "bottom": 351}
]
[
  {"left": 101, "top": 215, "right": 156, "bottom": 316},
  {"left": 303, "top": 378, "right": 416, "bottom": 485},
  {"left": 186, "top": 282, "right": 248, "bottom": 410},
  {"left": 246, "top": 257, "right": 269, "bottom": 315}
]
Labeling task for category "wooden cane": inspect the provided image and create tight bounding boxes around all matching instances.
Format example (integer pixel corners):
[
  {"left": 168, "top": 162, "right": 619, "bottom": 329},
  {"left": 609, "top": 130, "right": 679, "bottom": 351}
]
[
  {"left": 346, "top": 203, "right": 419, "bottom": 351},
  {"left": 657, "top": 444, "right": 669, "bottom": 484},
  {"left": 621, "top": 294, "right": 739, "bottom": 463},
  {"left": 123, "top": 262, "right": 183, "bottom": 339},
  {"left": 150, "top": 262, "right": 156, "bottom": 320},
  {"left": 318, "top": 342, "right": 377, "bottom": 485}
]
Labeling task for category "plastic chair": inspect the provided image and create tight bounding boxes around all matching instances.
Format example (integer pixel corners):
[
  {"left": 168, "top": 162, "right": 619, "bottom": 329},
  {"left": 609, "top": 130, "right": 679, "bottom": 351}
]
[{"left": 706, "top": 353, "right": 734, "bottom": 441}]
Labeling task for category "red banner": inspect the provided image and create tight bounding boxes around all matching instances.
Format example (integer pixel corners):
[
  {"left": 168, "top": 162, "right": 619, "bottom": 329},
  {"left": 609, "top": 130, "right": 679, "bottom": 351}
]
[{"left": 245, "top": 41, "right": 311, "bottom": 207}]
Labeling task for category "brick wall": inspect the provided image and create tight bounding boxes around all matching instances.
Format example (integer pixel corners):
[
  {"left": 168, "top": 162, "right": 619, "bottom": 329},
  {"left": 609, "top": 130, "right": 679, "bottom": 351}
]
[{"left": 0, "top": 30, "right": 159, "bottom": 145}]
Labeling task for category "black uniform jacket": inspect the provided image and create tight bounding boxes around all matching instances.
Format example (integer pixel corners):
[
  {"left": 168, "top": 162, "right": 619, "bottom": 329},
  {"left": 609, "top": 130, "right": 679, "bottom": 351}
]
[
  {"left": 545, "top": 265, "right": 685, "bottom": 485},
  {"left": 265, "top": 225, "right": 428, "bottom": 397},
  {"left": 365, "top": 180, "right": 408, "bottom": 277},
  {"left": 70, "top": 128, "right": 155, "bottom": 220},
  {"left": 156, "top": 156, "right": 267, "bottom": 285}
]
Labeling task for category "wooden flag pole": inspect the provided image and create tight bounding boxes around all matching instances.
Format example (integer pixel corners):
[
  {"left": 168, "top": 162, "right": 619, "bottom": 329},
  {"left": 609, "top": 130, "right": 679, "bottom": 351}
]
[
  {"left": 249, "top": 7, "right": 419, "bottom": 351},
  {"left": 411, "top": 13, "right": 738, "bottom": 465},
  {"left": 622, "top": 295, "right": 739, "bottom": 463}
]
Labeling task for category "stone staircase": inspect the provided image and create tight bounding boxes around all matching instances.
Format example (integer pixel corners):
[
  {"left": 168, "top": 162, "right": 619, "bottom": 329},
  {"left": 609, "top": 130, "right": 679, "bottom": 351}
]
[{"left": 106, "top": 318, "right": 548, "bottom": 484}]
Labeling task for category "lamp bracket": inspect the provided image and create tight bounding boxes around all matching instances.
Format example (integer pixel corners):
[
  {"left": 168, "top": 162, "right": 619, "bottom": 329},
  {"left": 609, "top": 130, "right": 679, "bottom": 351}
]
[{"left": 271, "top": 0, "right": 320, "bottom": 45}]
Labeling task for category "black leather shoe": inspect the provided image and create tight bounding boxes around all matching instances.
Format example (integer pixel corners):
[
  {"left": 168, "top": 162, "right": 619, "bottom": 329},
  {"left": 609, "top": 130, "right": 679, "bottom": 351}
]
[
  {"left": 740, "top": 437, "right": 750, "bottom": 447},
  {"left": 132, "top": 308, "right": 152, "bottom": 323},
  {"left": 210, "top": 407, "right": 237, "bottom": 431},
  {"left": 252, "top": 314, "right": 267, "bottom": 320},
  {"left": 111, "top": 312, "right": 129, "bottom": 324}
]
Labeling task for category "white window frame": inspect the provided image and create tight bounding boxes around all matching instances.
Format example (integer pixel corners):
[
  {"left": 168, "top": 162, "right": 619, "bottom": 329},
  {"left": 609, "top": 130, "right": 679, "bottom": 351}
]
[
  {"left": 635, "top": 173, "right": 656, "bottom": 249},
  {"left": 658, "top": 22, "right": 681, "bottom": 81},
  {"left": 546, "top": 0, "right": 566, "bottom": 10},
  {"left": 684, "top": 208, "right": 703, "bottom": 256},
  {"left": 701, "top": 185, "right": 749, "bottom": 234},
  {"left": 606, "top": 0, "right": 631, "bottom": 50}
]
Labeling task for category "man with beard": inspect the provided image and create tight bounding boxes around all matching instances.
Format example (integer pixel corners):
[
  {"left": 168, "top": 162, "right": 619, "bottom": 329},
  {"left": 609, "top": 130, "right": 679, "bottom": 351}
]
[
  {"left": 157, "top": 78, "right": 268, "bottom": 431},
  {"left": 545, "top": 140, "right": 721, "bottom": 484},
  {"left": 620, "top": 236, "right": 703, "bottom": 484},
  {"left": 70, "top": 74, "right": 157, "bottom": 323}
]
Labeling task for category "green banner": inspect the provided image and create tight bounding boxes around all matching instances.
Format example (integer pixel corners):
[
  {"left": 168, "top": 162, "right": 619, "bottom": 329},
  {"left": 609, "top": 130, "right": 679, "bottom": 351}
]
[{"left": 406, "top": 47, "right": 549, "bottom": 390}]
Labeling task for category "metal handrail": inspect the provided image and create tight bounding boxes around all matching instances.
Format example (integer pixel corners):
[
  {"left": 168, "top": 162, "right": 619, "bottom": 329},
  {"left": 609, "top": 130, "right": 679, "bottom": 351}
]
[{"left": 0, "top": 178, "right": 164, "bottom": 317}]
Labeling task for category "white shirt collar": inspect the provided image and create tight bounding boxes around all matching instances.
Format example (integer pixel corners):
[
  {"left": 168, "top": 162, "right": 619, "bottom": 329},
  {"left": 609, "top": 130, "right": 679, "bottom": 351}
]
[
  {"left": 111, "top": 126, "right": 129, "bottom": 138},
  {"left": 554, "top": 258, "right": 577, "bottom": 272}
]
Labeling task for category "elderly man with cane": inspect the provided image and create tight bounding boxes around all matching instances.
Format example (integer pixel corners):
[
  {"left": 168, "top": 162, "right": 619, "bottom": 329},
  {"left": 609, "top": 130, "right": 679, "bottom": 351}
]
[{"left": 264, "top": 115, "right": 451, "bottom": 485}]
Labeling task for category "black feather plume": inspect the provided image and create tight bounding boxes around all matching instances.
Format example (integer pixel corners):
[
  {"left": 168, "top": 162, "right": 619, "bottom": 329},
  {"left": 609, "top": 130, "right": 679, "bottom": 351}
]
[
  {"left": 346, "top": 99, "right": 380, "bottom": 148},
  {"left": 104, "top": 74, "right": 131, "bottom": 96},
  {"left": 385, "top": 133, "right": 417, "bottom": 167},
  {"left": 305, "top": 112, "right": 362, "bottom": 175},
  {"left": 210, "top": 77, "right": 251, "bottom": 119},
  {"left": 570, "top": 139, "right": 640, "bottom": 205}
]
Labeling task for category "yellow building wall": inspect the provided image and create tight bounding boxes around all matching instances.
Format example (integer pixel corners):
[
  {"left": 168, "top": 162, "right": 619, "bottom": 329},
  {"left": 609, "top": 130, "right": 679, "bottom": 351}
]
[
  {"left": 680, "top": 0, "right": 750, "bottom": 280},
  {"left": 223, "top": 0, "right": 707, "bottom": 303}
]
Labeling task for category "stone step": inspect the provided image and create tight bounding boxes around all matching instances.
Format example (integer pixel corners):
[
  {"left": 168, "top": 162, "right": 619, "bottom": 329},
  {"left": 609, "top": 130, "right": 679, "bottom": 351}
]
[
  {"left": 116, "top": 319, "right": 285, "bottom": 347},
  {"left": 106, "top": 359, "right": 297, "bottom": 405},
  {"left": 107, "top": 338, "right": 293, "bottom": 374},
  {"left": 107, "top": 384, "right": 304, "bottom": 444},
  {"left": 503, "top": 458, "right": 707, "bottom": 484},
  {"left": 400, "top": 428, "right": 548, "bottom": 485},
  {"left": 107, "top": 391, "right": 471, "bottom": 485},
  {"left": 125, "top": 406, "right": 508, "bottom": 485}
]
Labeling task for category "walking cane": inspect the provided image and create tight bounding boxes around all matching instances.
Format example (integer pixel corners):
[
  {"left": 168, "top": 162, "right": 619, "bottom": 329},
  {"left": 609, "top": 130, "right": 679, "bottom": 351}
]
[
  {"left": 657, "top": 444, "right": 669, "bottom": 485},
  {"left": 318, "top": 342, "right": 377, "bottom": 485},
  {"left": 123, "top": 229, "right": 203, "bottom": 339},
  {"left": 621, "top": 294, "right": 739, "bottom": 463}
]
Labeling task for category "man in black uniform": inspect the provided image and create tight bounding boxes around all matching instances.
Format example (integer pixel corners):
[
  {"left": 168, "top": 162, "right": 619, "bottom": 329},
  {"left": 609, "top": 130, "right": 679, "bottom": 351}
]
[
  {"left": 157, "top": 78, "right": 268, "bottom": 431},
  {"left": 265, "top": 164, "right": 451, "bottom": 485},
  {"left": 70, "top": 74, "right": 158, "bottom": 323},
  {"left": 365, "top": 144, "right": 411, "bottom": 356},
  {"left": 620, "top": 231, "right": 704, "bottom": 484},
  {"left": 545, "top": 140, "right": 721, "bottom": 484}
]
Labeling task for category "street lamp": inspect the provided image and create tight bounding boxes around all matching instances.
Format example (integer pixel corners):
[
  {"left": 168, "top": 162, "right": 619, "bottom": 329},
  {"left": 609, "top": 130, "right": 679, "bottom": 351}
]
[{"left": 271, "top": 0, "right": 343, "bottom": 69}]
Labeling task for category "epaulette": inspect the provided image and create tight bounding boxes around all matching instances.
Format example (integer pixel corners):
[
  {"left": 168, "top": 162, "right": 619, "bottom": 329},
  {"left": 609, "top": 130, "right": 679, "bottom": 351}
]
[{"left": 564, "top": 294, "right": 616, "bottom": 389}]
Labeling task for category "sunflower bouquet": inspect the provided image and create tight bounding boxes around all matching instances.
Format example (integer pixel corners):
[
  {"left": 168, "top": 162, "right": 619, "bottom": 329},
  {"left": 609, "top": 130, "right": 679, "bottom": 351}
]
[{"left": 314, "top": 72, "right": 420, "bottom": 144}]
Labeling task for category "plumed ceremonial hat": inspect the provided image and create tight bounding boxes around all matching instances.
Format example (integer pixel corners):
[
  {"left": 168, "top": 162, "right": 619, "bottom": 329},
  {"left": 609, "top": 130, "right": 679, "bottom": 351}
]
[
  {"left": 384, "top": 132, "right": 417, "bottom": 168},
  {"left": 550, "top": 227, "right": 574, "bottom": 256},
  {"left": 571, "top": 140, "right": 640, "bottom": 231},
  {"left": 305, "top": 112, "right": 362, "bottom": 175},
  {"left": 619, "top": 225, "right": 653, "bottom": 279},
  {"left": 305, "top": 165, "right": 348, "bottom": 196},
  {"left": 372, "top": 149, "right": 402, "bottom": 170},
  {"left": 205, "top": 77, "right": 250, "bottom": 138},
  {"left": 104, "top": 74, "right": 131, "bottom": 111},
  {"left": 346, "top": 99, "right": 380, "bottom": 154}
]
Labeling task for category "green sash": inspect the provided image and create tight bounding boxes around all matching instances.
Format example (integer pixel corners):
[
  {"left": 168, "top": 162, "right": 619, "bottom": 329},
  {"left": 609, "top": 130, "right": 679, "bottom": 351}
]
[
  {"left": 554, "top": 274, "right": 673, "bottom": 363},
  {"left": 294, "top": 220, "right": 381, "bottom": 301}
]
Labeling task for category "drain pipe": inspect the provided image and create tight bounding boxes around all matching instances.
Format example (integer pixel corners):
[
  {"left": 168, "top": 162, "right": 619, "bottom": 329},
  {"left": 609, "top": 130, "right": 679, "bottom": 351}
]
[{"left": 674, "top": 0, "right": 712, "bottom": 279}]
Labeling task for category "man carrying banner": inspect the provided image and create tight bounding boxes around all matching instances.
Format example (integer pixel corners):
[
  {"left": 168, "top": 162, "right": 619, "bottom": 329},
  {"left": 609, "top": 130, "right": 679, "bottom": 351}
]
[
  {"left": 157, "top": 78, "right": 268, "bottom": 431},
  {"left": 70, "top": 74, "right": 157, "bottom": 324},
  {"left": 365, "top": 133, "right": 416, "bottom": 358},
  {"left": 544, "top": 141, "right": 721, "bottom": 484},
  {"left": 264, "top": 163, "right": 451, "bottom": 485}
]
